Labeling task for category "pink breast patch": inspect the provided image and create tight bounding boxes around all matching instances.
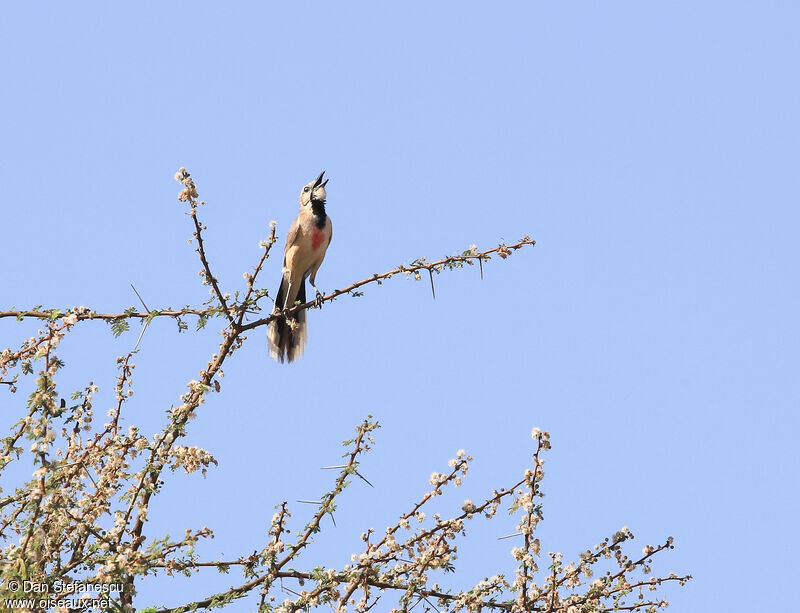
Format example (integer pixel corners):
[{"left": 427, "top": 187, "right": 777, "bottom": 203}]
[{"left": 312, "top": 227, "right": 326, "bottom": 250}]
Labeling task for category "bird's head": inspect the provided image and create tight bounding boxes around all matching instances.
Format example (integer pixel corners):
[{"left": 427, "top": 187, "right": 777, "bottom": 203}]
[{"left": 299, "top": 171, "right": 329, "bottom": 208}]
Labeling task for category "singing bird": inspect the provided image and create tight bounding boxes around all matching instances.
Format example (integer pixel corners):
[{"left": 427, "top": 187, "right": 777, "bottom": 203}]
[{"left": 267, "top": 171, "right": 333, "bottom": 363}]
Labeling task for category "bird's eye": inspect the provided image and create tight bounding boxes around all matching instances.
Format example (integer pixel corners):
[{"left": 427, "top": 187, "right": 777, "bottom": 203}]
[{"left": 303, "top": 186, "right": 310, "bottom": 192}]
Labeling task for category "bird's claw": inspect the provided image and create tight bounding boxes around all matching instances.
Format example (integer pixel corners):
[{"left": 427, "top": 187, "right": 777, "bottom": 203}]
[{"left": 314, "top": 289, "right": 324, "bottom": 309}]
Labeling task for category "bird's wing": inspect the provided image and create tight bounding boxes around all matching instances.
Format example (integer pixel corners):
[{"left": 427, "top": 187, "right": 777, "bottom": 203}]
[{"left": 283, "top": 215, "right": 302, "bottom": 260}]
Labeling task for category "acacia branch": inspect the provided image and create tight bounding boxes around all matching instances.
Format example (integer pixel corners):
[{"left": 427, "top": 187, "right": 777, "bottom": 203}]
[
  {"left": 0, "top": 306, "right": 226, "bottom": 322},
  {"left": 176, "top": 167, "right": 235, "bottom": 323},
  {"left": 0, "top": 166, "right": 688, "bottom": 613},
  {"left": 240, "top": 237, "right": 536, "bottom": 332},
  {"left": 0, "top": 238, "right": 535, "bottom": 330},
  {"left": 150, "top": 561, "right": 690, "bottom": 613}
]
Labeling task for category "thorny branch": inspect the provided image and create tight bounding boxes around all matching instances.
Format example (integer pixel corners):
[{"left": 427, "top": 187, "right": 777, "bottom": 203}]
[
  {"left": 178, "top": 169, "right": 235, "bottom": 325},
  {"left": 0, "top": 239, "right": 535, "bottom": 329},
  {"left": 146, "top": 432, "right": 689, "bottom": 613},
  {"left": 0, "top": 167, "right": 534, "bottom": 332},
  {"left": 0, "top": 168, "right": 688, "bottom": 612}
]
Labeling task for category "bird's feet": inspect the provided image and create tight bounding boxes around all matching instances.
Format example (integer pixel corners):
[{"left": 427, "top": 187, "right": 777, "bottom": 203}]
[{"left": 314, "top": 289, "right": 324, "bottom": 309}]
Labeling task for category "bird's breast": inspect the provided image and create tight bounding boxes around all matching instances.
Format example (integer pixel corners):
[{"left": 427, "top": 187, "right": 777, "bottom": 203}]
[{"left": 311, "top": 226, "right": 327, "bottom": 250}]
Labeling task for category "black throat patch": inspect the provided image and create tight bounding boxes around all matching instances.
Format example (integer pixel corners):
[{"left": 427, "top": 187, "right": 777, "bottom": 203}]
[{"left": 311, "top": 198, "right": 327, "bottom": 229}]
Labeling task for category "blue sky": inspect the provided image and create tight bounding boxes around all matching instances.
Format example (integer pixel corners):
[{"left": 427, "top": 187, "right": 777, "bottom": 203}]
[{"left": 1, "top": 2, "right": 798, "bottom": 611}]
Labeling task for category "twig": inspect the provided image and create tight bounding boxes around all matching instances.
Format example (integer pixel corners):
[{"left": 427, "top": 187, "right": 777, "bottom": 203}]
[
  {"left": 239, "top": 237, "right": 536, "bottom": 332},
  {"left": 0, "top": 238, "right": 535, "bottom": 326},
  {"left": 130, "top": 284, "right": 151, "bottom": 349}
]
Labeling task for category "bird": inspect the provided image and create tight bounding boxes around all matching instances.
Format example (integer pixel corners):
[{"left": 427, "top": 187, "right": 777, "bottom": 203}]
[{"left": 267, "top": 171, "right": 333, "bottom": 363}]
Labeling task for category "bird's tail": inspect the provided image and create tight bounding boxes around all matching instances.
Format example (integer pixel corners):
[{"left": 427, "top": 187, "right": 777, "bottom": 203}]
[{"left": 267, "top": 278, "right": 307, "bottom": 363}]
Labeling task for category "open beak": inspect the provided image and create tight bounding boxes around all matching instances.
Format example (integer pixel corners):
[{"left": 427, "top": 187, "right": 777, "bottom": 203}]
[{"left": 313, "top": 170, "right": 326, "bottom": 188}]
